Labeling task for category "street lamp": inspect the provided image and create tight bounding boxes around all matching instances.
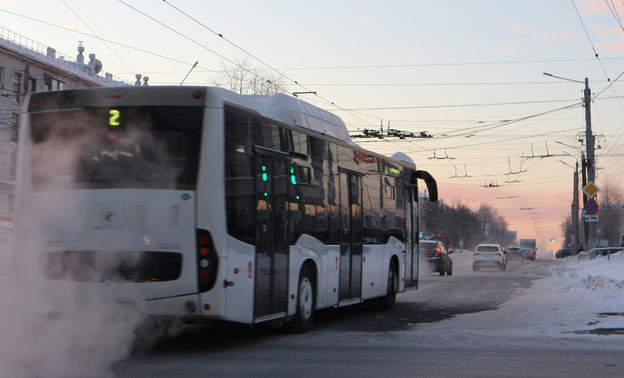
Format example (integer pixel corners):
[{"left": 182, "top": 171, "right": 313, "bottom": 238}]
[
  {"left": 543, "top": 72, "right": 584, "bottom": 84},
  {"left": 544, "top": 73, "right": 596, "bottom": 248},
  {"left": 555, "top": 140, "right": 583, "bottom": 152}
]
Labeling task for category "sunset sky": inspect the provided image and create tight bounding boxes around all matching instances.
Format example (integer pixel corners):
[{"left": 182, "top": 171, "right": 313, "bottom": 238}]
[{"left": 2, "top": 0, "right": 624, "bottom": 253}]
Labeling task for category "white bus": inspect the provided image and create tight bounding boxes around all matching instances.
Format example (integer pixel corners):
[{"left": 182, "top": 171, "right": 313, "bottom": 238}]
[{"left": 14, "top": 86, "right": 438, "bottom": 332}]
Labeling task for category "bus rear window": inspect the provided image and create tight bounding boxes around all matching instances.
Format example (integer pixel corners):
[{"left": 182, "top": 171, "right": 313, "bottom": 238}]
[{"left": 30, "top": 106, "right": 202, "bottom": 190}]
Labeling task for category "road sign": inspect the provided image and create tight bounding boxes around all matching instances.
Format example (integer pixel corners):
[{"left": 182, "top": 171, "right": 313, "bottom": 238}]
[
  {"left": 582, "top": 214, "right": 599, "bottom": 223},
  {"left": 584, "top": 200, "right": 599, "bottom": 215},
  {"left": 583, "top": 182, "right": 599, "bottom": 199}
]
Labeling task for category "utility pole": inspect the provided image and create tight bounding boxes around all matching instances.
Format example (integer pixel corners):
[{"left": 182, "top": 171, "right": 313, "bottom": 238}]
[
  {"left": 545, "top": 73, "right": 596, "bottom": 248},
  {"left": 572, "top": 160, "right": 579, "bottom": 253},
  {"left": 581, "top": 152, "right": 588, "bottom": 247},
  {"left": 584, "top": 78, "right": 596, "bottom": 248}
]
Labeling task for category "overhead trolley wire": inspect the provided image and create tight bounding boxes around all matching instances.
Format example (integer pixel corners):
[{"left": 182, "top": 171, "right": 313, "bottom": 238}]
[
  {"left": 62, "top": 0, "right": 135, "bottom": 75},
  {"left": 162, "top": 0, "right": 297, "bottom": 87},
  {"left": 571, "top": 0, "right": 613, "bottom": 83},
  {"left": 0, "top": 8, "right": 215, "bottom": 74},
  {"left": 571, "top": 0, "right": 624, "bottom": 178},
  {"left": 121, "top": 0, "right": 380, "bottom": 132}
]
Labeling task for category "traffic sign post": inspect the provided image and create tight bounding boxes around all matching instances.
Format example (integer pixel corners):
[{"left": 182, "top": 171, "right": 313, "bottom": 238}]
[
  {"left": 584, "top": 200, "right": 598, "bottom": 215},
  {"left": 582, "top": 183, "right": 600, "bottom": 227},
  {"left": 583, "top": 182, "right": 599, "bottom": 199},
  {"left": 582, "top": 214, "right": 599, "bottom": 223}
]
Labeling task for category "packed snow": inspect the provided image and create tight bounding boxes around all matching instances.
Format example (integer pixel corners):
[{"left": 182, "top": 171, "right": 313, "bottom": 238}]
[{"left": 411, "top": 250, "right": 624, "bottom": 345}]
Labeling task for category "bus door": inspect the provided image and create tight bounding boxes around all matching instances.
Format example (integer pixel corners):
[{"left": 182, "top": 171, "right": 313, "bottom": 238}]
[
  {"left": 339, "top": 169, "right": 363, "bottom": 302},
  {"left": 404, "top": 188, "right": 418, "bottom": 288},
  {"left": 254, "top": 150, "right": 290, "bottom": 319}
]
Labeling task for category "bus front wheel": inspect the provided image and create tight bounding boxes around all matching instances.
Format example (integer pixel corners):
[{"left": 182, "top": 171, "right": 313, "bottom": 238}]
[{"left": 290, "top": 264, "right": 315, "bottom": 333}]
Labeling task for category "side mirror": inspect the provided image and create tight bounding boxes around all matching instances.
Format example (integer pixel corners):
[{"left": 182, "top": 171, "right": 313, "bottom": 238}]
[{"left": 414, "top": 170, "right": 438, "bottom": 202}]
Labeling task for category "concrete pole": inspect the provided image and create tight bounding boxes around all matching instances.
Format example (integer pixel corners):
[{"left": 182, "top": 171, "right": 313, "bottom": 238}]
[
  {"left": 572, "top": 161, "right": 579, "bottom": 253},
  {"left": 581, "top": 152, "right": 588, "bottom": 247},
  {"left": 584, "top": 78, "right": 596, "bottom": 248}
]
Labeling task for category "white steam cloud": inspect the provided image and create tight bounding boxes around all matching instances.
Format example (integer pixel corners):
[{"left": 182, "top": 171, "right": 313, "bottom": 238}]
[{"left": 0, "top": 108, "right": 181, "bottom": 377}]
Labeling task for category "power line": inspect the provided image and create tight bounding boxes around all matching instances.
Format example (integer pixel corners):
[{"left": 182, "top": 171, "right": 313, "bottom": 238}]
[
  {"left": 0, "top": 8, "right": 213, "bottom": 73},
  {"left": 274, "top": 57, "right": 624, "bottom": 71},
  {"left": 332, "top": 98, "right": 582, "bottom": 112},
  {"left": 571, "top": 0, "right": 611, "bottom": 81},
  {"left": 62, "top": 0, "right": 135, "bottom": 75},
  {"left": 605, "top": 0, "right": 624, "bottom": 31},
  {"left": 117, "top": 0, "right": 235, "bottom": 68},
  {"left": 162, "top": 0, "right": 299, "bottom": 88},
  {"left": 286, "top": 81, "right": 609, "bottom": 87},
  {"left": 117, "top": 1, "right": 379, "bottom": 132}
]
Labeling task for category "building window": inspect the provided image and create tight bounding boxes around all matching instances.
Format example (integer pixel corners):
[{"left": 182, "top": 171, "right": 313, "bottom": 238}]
[
  {"left": 0, "top": 67, "right": 4, "bottom": 89},
  {"left": 11, "top": 113, "right": 19, "bottom": 141},
  {"left": 13, "top": 72, "right": 22, "bottom": 105},
  {"left": 44, "top": 73, "right": 65, "bottom": 91},
  {"left": 30, "top": 78, "right": 37, "bottom": 92},
  {"left": 9, "top": 150, "right": 16, "bottom": 181}
]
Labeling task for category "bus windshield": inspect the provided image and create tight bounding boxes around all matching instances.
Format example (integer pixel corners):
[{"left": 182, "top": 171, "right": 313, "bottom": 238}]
[{"left": 30, "top": 106, "right": 202, "bottom": 190}]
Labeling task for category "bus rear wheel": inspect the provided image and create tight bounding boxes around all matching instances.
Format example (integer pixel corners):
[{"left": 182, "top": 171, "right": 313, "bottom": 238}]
[
  {"left": 380, "top": 262, "right": 398, "bottom": 310},
  {"left": 289, "top": 264, "right": 315, "bottom": 333}
]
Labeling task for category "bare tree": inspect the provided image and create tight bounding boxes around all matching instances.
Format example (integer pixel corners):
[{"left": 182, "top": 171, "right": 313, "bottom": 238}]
[
  {"left": 419, "top": 200, "right": 509, "bottom": 251},
  {"left": 212, "top": 59, "right": 287, "bottom": 95},
  {"left": 560, "top": 215, "right": 573, "bottom": 249},
  {"left": 596, "top": 178, "right": 623, "bottom": 245}
]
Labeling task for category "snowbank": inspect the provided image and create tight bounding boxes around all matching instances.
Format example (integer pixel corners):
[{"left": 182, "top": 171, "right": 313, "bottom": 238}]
[{"left": 411, "top": 251, "right": 624, "bottom": 345}]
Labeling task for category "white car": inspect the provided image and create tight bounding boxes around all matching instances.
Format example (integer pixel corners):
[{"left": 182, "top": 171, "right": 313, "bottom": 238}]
[{"left": 472, "top": 243, "right": 506, "bottom": 271}]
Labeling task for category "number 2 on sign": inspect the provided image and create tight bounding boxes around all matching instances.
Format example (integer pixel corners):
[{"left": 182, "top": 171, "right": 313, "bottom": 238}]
[{"left": 109, "top": 109, "right": 120, "bottom": 126}]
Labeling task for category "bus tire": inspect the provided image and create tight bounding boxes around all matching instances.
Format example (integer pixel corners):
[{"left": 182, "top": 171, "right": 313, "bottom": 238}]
[
  {"left": 381, "top": 262, "right": 398, "bottom": 310},
  {"left": 290, "top": 264, "right": 315, "bottom": 333}
]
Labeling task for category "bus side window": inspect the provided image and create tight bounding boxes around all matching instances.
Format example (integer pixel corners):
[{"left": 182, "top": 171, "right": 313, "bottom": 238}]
[
  {"left": 252, "top": 119, "right": 281, "bottom": 151},
  {"left": 224, "top": 110, "right": 255, "bottom": 244},
  {"left": 363, "top": 173, "right": 382, "bottom": 244},
  {"left": 309, "top": 137, "right": 327, "bottom": 160},
  {"left": 292, "top": 131, "right": 309, "bottom": 156}
]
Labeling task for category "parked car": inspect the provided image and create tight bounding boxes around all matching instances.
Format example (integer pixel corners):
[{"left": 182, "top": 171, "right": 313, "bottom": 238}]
[
  {"left": 505, "top": 246, "right": 523, "bottom": 260},
  {"left": 472, "top": 243, "right": 506, "bottom": 271},
  {"left": 555, "top": 248, "right": 572, "bottom": 258},
  {"left": 521, "top": 247, "right": 536, "bottom": 261},
  {"left": 419, "top": 240, "right": 453, "bottom": 276}
]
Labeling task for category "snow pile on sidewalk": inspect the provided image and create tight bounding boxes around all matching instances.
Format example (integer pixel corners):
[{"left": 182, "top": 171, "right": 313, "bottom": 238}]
[
  {"left": 523, "top": 252, "right": 624, "bottom": 335},
  {"left": 423, "top": 252, "right": 624, "bottom": 341}
]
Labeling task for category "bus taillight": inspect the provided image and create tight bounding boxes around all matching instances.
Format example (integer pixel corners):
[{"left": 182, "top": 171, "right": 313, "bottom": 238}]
[{"left": 196, "top": 229, "right": 218, "bottom": 292}]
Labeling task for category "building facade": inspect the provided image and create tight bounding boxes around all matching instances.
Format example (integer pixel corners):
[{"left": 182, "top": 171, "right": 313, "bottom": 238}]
[{"left": 0, "top": 27, "right": 133, "bottom": 235}]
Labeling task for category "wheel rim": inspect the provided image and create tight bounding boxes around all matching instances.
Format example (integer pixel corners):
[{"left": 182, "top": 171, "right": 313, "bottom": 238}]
[{"left": 299, "top": 277, "right": 313, "bottom": 319}]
